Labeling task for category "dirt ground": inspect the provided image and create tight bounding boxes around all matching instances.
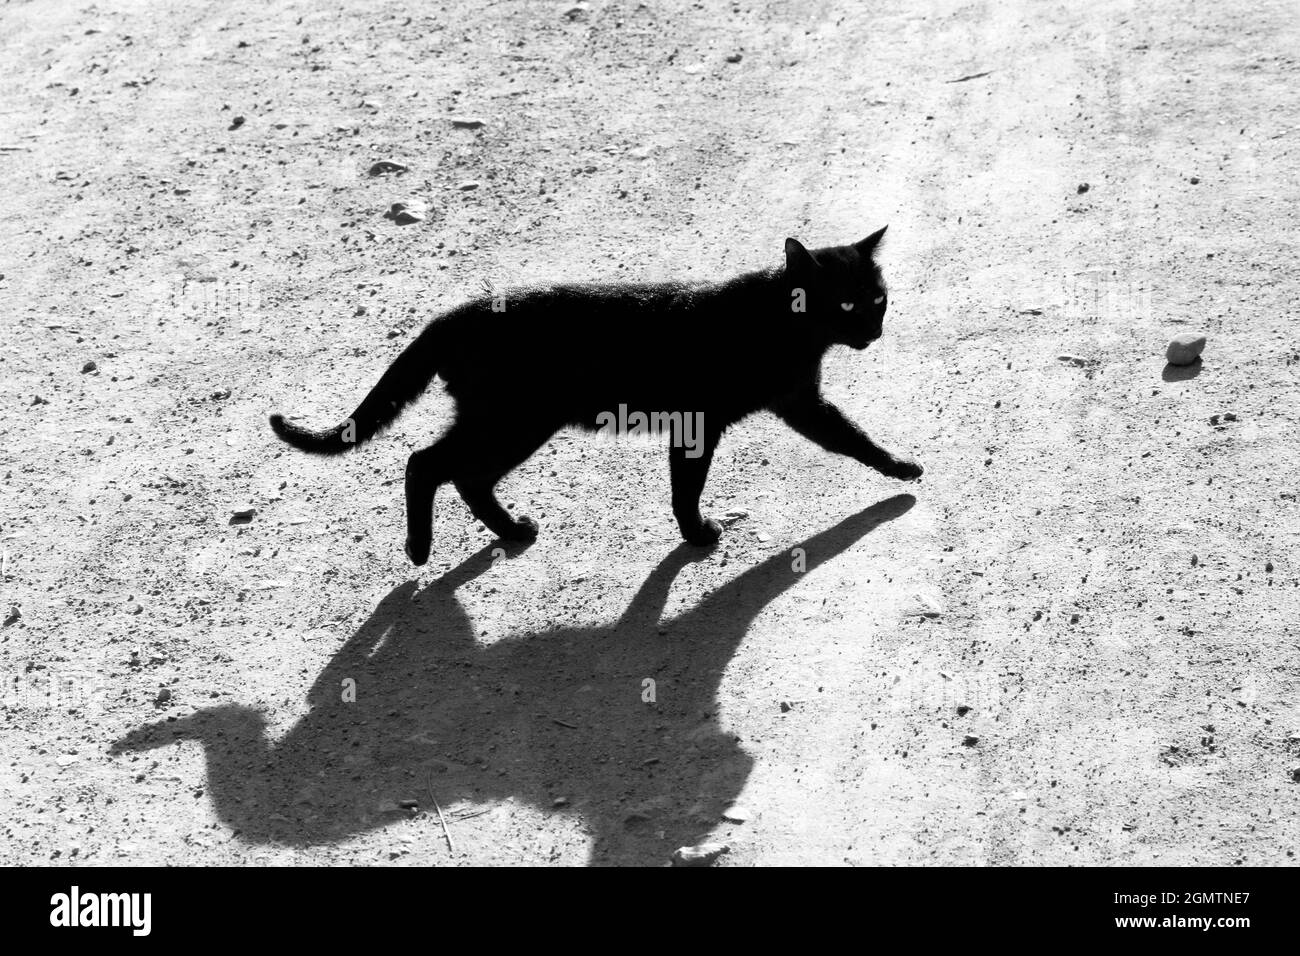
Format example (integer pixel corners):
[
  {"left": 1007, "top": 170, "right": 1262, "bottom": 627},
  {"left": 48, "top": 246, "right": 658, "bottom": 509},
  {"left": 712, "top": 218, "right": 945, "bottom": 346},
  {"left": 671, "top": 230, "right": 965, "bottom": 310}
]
[{"left": 2, "top": 0, "right": 1298, "bottom": 866}]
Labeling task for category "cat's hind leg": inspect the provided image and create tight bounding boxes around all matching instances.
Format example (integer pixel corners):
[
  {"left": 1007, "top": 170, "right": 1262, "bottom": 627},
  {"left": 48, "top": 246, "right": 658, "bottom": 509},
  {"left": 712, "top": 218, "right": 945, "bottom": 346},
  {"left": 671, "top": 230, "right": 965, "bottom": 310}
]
[
  {"left": 455, "top": 479, "right": 539, "bottom": 542},
  {"left": 452, "top": 421, "right": 555, "bottom": 543},
  {"left": 404, "top": 429, "right": 465, "bottom": 566}
]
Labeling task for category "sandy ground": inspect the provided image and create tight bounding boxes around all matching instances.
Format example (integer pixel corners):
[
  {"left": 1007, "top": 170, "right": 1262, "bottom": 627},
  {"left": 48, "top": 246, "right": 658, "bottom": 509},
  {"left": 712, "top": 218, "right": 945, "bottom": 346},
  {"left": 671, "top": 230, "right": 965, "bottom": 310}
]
[{"left": 2, "top": 0, "right": 1298, "bottom": 866}]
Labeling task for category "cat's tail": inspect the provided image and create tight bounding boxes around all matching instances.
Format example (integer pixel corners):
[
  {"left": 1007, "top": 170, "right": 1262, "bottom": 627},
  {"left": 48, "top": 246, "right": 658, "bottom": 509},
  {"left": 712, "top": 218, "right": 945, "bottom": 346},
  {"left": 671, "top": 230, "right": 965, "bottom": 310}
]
[{"left": 269, "top": 322, "right": 443, "bottom": 455}]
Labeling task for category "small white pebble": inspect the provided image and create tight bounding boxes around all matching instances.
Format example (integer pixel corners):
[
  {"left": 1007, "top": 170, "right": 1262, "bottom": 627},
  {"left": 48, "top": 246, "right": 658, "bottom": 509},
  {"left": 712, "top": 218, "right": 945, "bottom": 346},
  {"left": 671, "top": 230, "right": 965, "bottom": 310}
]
[{"left": 1166, "top": 332, "right": 1207, "bottom": 366}]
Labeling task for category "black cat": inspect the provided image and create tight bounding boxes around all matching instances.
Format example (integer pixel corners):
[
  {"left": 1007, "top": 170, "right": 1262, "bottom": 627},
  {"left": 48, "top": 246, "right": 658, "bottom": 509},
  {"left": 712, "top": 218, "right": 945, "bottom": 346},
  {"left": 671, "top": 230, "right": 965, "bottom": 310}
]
[{"left": 270, "top": 228, "right": 922, "bottom": 565}]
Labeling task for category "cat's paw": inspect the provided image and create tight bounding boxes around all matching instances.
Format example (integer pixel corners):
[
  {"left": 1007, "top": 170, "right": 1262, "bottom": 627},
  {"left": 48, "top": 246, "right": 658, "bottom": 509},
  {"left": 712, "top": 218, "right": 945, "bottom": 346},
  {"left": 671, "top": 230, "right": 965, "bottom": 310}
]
[
  {"left": 880, "top": 457, "right": 924, "bottom": 481},
  {"left": 681, "top": 516, "right": 723, "bottom": 547},
  {"left": 405, "top": 536, "right": 431, "bottom": 566},
  {"left": 500, "top": 515, "right": 539, "bottom": 542}
]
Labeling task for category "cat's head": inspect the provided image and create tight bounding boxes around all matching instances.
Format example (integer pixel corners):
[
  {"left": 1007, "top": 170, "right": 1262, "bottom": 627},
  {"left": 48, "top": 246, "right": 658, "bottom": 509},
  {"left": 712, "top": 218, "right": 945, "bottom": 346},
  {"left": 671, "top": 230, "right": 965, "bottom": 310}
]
[{"left": 784, "top": 227, "right": 889, "bottom": 349}]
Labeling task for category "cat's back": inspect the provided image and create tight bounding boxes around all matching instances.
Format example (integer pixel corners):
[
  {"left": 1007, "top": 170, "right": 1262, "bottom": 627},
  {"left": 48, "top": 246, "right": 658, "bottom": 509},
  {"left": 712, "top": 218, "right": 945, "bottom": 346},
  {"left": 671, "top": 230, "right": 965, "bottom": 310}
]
[
  {"left": 433, "top": 270, "right": 789, "bottom": 410},
  {"left": 442, "top": 277, "right": 747, "bottom": 352}
]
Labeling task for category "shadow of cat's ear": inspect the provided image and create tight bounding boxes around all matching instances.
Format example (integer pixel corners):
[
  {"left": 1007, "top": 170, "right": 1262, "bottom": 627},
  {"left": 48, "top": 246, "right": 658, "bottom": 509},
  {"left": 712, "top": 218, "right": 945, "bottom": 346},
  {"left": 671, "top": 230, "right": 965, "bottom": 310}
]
[
  {"left": 785, "top": 237, "right": 819, "bottom": 272},
  {"left": 855, "top": 225, "right": 888, "bottom": 256}
]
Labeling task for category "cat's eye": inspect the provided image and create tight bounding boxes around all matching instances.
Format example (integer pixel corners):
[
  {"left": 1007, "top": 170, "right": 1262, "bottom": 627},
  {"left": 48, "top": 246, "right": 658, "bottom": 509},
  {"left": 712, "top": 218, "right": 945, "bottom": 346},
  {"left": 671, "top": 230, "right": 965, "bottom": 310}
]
[
  {"left": 840, "top": 302, "right": 854, "bottom": 311},
  {"left": 873, "top": 295, "right": 886, "bottom": 305}
]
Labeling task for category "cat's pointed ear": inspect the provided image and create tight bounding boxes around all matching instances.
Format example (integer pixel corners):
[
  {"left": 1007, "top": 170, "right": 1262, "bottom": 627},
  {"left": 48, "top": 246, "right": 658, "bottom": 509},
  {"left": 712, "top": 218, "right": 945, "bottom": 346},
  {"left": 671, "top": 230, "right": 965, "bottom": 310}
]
[
  {"left": 855, "top": 225, "right": 888, "bottom": 257},
  {"left": 785, "top": 237, "right": 819, "bottom": 273}
]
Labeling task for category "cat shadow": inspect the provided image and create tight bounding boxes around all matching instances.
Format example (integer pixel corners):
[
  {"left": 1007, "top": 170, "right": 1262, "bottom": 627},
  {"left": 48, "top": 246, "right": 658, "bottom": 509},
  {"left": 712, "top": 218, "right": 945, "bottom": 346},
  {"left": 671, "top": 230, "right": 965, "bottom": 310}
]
[
  {"left": 110, "top": 494, "right": 915, "bottom": 865},
  {"left": 1161, "top": 359, "right": 1202, "bottom": 382}
]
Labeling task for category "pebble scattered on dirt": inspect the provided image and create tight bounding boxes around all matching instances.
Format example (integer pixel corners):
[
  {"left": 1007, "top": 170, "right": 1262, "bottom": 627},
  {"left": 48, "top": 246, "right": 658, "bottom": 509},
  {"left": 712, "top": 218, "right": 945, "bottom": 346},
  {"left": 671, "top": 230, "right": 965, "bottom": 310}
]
[
  {"left": 1166, "top": 331, "right": 1207, "bottom": 365},
  {"left": 722, "top": 805, "right": 752, "bottom": 823},
  {"left": 1056, "top": 354, "right": 1098, "bottom": 368},
  {"left": 367, "top": 161, "right": 409, "bottom": 177},
  {"left": 671, "top": 842, "right": 729, "bottom": 867},
  {"left": 385, "top": 200, "right": 427, "bottom": 225}
]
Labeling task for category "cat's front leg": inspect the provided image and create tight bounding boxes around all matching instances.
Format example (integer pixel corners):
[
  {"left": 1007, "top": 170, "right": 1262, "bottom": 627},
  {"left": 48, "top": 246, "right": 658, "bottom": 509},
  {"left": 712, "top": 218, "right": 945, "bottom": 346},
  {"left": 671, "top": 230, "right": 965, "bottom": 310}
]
[
  {"left": 773, "top": 391, "right": 923, "bottom": 482},
  {"left": 875, "top": 454, "right": 924, "bottom": 481},
  {"left": 669, "top": 429, "right": 722, "bottom": 545}
]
